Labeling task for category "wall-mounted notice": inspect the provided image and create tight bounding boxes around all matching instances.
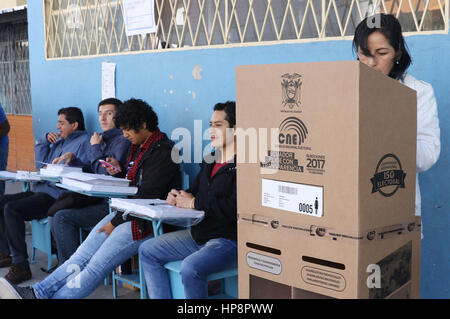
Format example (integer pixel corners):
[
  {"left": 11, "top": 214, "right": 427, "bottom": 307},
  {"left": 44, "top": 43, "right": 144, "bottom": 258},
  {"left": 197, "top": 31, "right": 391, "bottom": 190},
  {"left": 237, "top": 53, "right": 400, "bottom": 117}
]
[
  {"left": 122, "top": 0, "right": 156, "bottom": 36},
  {"left": 102, "top": 62, "right": 116, "bottom": 100}
]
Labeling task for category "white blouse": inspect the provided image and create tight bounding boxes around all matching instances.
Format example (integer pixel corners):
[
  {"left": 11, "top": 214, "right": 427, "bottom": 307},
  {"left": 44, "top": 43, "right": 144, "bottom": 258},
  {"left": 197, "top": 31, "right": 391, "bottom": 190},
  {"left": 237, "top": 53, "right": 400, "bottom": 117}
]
[{"left": 400, "top": 73, "right": 441, "bottom": 216}]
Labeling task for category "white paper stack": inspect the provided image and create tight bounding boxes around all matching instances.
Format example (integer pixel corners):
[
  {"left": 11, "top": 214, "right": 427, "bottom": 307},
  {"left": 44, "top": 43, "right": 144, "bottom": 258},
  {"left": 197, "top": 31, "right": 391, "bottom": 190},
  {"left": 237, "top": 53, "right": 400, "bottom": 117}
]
[
  {"left": 60, "top": 172, "right": 138, "bottom": 195},
  {"left": 40, "top": 164, "right": 82, "bottom": 177},
  {"left": 16, "top": 171, "right": 42, "bottom": 181},
  {"left": 0, "top": 171, "right": 19, "bottom": 180},
  {"left": 0, "top": 170, "right": 41, "bottom": 181},
  {"left": 110, "top": 198, "right": 205, "bottom": 220}
]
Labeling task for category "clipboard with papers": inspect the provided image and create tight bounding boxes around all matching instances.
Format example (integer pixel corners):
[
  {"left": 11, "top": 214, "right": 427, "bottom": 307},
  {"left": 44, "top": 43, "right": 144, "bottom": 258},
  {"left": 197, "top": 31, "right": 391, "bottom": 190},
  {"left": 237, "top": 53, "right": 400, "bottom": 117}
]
[
  {"left": 0, "top": 170, "right": 43, "bottom": 192},
  {"left": 109, "top": 198, "right": 205, "bottom": 228},
  {"left": 56, "top": 172, "right": 138, "bottom": 196}
]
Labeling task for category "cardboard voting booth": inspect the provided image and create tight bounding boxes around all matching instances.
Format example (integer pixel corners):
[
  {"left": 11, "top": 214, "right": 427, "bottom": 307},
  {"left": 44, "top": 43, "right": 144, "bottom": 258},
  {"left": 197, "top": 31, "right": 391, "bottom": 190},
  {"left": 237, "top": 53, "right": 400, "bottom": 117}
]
[{"left": 236, "top": 61, "right": 420, "bottom": 299}]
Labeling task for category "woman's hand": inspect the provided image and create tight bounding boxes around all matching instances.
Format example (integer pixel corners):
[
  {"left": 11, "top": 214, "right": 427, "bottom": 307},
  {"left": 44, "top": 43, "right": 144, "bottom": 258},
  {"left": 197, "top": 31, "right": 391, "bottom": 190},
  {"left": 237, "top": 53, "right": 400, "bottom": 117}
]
[
  {"left": 97, "top": 221, "right": 115, "bottom": 237},
  {"left": 175, "top": 191, "right": 195, "bottom": 209}
]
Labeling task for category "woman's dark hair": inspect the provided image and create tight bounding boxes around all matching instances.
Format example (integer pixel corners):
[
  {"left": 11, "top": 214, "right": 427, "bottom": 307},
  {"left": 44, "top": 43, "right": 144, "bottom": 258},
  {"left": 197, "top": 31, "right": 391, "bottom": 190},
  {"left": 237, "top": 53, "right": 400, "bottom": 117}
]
[
  {"left": 98, "top": 98, "right": 122, "bottom": 112},
  {"left": 114, "top": 98, "right": 158, "bottom": 132},
  {"left": 353, "top": 14, "right": 411, "bottom": 80},
  {"left": 58, "top": 107, "right": 85, "bottom": 131},
  {"left": 213, "top": 101, "right": 236, "bottom": 127}
]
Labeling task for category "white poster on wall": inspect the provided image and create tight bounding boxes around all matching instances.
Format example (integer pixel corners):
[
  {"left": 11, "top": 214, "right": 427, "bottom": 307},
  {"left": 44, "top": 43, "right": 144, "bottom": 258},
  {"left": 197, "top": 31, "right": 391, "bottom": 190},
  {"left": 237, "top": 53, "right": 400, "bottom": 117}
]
[
  {"left": 102, "top": 62, "right": 116, "bottom": 99},
  {"left": 122, "top": 0, "right": 156, "bottom": 36}
]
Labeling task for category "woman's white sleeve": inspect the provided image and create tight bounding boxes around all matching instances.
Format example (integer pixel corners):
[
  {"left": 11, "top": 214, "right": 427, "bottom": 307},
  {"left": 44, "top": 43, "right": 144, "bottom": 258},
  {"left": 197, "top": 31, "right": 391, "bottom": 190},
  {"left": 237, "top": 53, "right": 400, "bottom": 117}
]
[{"left": 416, "top": 83, "right": 440, "bottom": 173}]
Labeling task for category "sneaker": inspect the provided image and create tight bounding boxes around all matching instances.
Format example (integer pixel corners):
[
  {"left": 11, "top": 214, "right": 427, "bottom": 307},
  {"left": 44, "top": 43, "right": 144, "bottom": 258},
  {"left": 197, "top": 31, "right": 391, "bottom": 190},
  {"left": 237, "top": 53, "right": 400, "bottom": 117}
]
[
  {"left": 4, "top": 264, "right": 32, "bottom": 285},
  {"left": 0, "top": 253, "right": 12, "bottom": 268},
  {"left": 0, "top": 277, "right": 36, "bottom": 299}
]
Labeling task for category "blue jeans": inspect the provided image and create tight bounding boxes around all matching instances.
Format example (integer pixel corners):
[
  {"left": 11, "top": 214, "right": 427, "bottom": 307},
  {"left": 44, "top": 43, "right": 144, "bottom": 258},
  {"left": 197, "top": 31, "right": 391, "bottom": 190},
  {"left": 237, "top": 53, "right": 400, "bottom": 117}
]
[
  {"left": 32, "top": 213, "right": 148, "bottom": 299},
  {"left": 0, "top": 145, "right": 8, "bottom": 196},
  {"left": 49, "top": 202, "right": 109, "bottom": 264},
  {"left": 138, "top": 230, "right": 237, "bottom": 299}
]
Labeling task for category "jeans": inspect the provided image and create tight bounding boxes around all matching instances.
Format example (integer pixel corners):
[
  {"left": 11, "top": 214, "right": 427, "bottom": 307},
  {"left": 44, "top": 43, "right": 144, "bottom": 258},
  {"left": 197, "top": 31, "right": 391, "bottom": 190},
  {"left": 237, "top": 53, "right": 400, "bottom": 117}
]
[
  {"left": 0, "top": 192, "right": 55, "bottom": 265},
  {"left": 138, "top": 229, "right": 237, "bottom": 299},
  {"left": 32, "top": 213, "right": 148, "bottom": 299},
  {"left": 49, "top": 202, "right": 109, "bottom": 264},
  {"left": 0, "top": 145, "right": 8, "bottom": 196},
  {"left": 0, "top": 192, "right": 26, "bottom": 256}
]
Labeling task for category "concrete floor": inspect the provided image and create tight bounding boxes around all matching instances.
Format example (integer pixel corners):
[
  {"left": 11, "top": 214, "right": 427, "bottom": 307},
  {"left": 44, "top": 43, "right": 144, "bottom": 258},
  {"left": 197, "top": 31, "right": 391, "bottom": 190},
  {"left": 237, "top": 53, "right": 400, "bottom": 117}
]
[{"left": 0, "top": 181, "right": 141, "bottom": 299}]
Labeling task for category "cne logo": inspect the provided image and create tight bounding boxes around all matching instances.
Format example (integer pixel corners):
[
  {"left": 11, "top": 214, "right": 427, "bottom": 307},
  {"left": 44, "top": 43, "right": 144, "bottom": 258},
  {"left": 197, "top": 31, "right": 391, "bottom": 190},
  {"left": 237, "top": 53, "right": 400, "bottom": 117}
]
[
  {"left": 278, "top": 117, "right": 308, "bottom": 149},
  {"left": 281, "top": 73, "right": 302, "bottom": 112}
]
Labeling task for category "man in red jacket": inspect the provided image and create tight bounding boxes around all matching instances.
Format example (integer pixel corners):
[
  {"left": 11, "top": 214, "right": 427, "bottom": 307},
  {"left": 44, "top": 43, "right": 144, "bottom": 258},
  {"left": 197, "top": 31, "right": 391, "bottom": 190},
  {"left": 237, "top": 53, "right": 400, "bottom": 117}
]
[{"left": 138, "top": 101, "right": 237, "bottom": 299}]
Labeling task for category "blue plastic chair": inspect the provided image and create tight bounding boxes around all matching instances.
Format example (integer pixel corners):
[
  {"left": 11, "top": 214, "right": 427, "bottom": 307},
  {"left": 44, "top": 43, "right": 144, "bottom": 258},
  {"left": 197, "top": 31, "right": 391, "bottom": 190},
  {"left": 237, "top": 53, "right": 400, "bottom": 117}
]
[
  {"left": 164, "top": 260, "right": 238, "bottom": 299},
  {"left": 112, "top": 257, "right": 147, "bottom": 299},
  {"left": 30, "top": 218, "right": 56, "bottom": 272}
]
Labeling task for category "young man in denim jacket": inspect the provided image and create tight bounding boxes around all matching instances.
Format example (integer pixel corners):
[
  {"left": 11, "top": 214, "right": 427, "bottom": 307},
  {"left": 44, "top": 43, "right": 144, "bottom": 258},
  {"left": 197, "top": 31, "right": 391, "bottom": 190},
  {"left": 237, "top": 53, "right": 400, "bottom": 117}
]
[{"left": 48, "top": 98, "right": 130, "bottom": 265}]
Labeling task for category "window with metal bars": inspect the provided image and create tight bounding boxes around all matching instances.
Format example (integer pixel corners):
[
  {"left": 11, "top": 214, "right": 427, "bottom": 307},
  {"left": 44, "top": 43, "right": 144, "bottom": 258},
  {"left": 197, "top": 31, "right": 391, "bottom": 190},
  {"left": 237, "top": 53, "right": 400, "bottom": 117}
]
[
  {"left": 44, "top": 0, "right": 449, "bottom": 59},
  {"left": 0, "top": 21, "right": 31, "bottom": 115}
]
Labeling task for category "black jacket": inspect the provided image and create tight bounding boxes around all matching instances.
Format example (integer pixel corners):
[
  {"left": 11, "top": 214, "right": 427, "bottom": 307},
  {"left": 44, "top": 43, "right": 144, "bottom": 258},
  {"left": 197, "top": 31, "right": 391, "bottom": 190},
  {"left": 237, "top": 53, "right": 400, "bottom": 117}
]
[
  {"left": 189, "top": 156, "right": 237, "bottom": 245},
  {"left": 110, "top": 136, "right": 181, "bottom": 228}
]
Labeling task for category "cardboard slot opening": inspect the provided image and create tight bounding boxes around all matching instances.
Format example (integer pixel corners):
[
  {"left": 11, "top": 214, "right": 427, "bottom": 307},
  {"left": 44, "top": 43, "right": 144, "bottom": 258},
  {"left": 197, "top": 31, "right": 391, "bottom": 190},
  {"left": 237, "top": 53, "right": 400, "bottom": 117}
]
[
  {"left": 246, "top": 242, "right": 281, "bottom": 255},
  {"left": 302, "top": 256, "right": 345, "bottom": 270},
  {"left": 292, "top": 287, "right": 335, "bottom": 299},
  {"left": 250, "top": 275, "right": 291, "bottom": 299}
]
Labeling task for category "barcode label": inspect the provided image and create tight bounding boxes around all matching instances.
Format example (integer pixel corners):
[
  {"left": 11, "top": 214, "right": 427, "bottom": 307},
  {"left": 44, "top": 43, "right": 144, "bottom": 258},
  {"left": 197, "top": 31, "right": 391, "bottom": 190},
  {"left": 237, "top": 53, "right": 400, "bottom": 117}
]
[
  {"left": 278, "top": 185, "right": 298, "bottom": 195},
  {"left": 262, "top": 179, "right": 323, "bottom": 218}
]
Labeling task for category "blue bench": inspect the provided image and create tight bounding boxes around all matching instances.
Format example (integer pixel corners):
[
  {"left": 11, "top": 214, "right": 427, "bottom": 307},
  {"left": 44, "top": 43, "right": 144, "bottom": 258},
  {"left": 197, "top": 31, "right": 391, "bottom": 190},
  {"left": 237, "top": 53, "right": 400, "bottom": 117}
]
[{"left": 164, "top": 260, "right": 238, "bottom": 299}]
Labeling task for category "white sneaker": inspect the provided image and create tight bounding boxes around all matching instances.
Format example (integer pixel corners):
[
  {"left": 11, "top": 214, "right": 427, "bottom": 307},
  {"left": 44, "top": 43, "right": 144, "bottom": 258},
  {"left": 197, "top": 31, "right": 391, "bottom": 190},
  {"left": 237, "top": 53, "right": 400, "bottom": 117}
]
[{"left": 0, "top": 277, "right": 23, "bottom": 299}]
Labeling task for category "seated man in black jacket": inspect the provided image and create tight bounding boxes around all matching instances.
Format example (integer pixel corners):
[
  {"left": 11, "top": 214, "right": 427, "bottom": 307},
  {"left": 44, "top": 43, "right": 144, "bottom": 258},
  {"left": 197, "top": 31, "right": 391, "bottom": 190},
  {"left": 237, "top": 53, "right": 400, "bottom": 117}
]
[
  {"left": 0, "top": 98, "right": 181, "bottom": 299},
  {"left": 138, "top": 101, "right": 237, "bottom": 299}
]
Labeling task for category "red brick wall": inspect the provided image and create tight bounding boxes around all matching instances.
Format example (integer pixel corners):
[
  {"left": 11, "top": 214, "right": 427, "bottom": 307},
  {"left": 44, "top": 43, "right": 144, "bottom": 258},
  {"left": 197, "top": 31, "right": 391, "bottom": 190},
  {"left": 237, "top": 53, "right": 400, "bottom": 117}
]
[{"left": 6, "top": 115, "right": 35, "bottom": 171}]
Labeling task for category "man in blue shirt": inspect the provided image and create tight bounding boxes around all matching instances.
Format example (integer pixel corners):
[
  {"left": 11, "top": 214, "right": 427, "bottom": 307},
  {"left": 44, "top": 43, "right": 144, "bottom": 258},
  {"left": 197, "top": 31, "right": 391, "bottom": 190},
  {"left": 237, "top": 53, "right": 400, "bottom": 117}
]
[
  {"left": 47, "top": 98, "right": 130, "bottom": 265},
  {"left": 0, "top": 107, "right": 90, "bottom": 284},
  {"left": 0, "top": 104, "right": 10, "bottom": 197}
]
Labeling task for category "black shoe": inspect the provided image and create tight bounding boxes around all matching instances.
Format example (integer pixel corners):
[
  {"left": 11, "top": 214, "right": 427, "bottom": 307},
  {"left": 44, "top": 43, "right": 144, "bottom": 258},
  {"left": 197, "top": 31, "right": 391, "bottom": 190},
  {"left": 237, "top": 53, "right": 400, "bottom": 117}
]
[
  {"left": 0, "top": 277, "right": 36, "bottom": 299},
  {"left": 40, "top": 263, "right": 59, "bottom": 274},
  {"left": 4, "top": 264, "right": 32, "bottom": 285},
  {"left": 0, "top": 253, "right": 12, "bottom": 268}
]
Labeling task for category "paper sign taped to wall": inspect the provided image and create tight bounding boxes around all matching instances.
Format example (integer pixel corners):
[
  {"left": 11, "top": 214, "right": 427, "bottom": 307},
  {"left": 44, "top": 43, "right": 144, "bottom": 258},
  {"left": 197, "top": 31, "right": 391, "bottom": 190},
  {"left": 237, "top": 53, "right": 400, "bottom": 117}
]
[
  {"left": 102, "top": 62, "right": 116, "bottom": 99},
  {"left": 122, "top": 0, "right": 157, "bottom": 36}
]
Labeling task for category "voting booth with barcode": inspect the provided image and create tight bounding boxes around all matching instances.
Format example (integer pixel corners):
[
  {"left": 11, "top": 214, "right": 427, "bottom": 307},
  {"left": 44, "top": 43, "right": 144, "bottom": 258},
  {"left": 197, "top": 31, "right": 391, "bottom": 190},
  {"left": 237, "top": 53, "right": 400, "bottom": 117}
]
[{"left": 235, "top": 61, "right": 421, "bottom": 299}]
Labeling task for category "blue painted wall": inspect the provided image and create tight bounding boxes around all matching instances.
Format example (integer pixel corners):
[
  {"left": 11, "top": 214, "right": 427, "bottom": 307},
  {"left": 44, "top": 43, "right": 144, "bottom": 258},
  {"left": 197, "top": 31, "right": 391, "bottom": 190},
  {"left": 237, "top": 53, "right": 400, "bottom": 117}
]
[{"left": 27, "top": 1, "right": 449, "bottom": 298}]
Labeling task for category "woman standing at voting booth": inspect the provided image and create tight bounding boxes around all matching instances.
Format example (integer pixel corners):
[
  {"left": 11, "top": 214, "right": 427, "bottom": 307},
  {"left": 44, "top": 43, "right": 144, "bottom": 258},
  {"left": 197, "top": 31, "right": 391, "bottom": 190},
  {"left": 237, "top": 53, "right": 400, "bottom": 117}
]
[{"left": 353, "top": 14, "right": 440, "bottom": 220}]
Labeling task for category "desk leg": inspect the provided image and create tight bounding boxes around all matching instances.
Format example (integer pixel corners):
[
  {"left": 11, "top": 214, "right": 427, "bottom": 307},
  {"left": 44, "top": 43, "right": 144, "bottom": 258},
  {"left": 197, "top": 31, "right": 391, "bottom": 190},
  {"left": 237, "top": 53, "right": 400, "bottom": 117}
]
[
  {"left": 152, "top": 220, "right": 163, "bottom": 237},
  {"left": 21, "top": 181, "right": 30, "bottom": 192},
  {"left": 138, "top": 258, "right": 147, "bottom": 299}
]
